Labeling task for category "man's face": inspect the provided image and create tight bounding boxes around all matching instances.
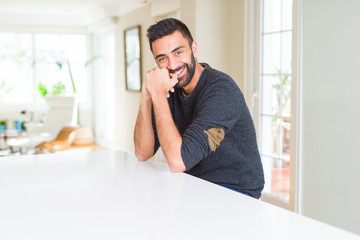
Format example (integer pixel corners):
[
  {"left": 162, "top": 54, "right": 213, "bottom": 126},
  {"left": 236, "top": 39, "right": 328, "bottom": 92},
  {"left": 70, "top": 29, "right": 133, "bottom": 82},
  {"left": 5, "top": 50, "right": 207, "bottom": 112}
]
[{"left": 151, "top": 31, "right": 197, "bottom": 88}]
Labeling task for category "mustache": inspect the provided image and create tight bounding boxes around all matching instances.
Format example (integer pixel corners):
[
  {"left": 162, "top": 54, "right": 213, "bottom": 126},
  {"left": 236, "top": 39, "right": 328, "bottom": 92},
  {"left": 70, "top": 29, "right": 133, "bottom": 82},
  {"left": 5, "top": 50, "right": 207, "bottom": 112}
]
[{"left": 168, "top": 65, "right": 185, "bottom": 74}]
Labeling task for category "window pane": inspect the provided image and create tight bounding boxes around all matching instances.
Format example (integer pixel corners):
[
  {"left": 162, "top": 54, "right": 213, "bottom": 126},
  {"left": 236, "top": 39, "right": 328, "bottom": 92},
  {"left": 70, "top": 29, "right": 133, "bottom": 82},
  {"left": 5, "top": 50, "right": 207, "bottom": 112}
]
[
  {"left": 279, "top": 75, "right": 291, "bottom": 118},
  {"left": 280, "top": 118, "right": 291, "bottom": 160},
  {"left": 0, "top": 33, "right": 33, "bottom": 104},
  {"left": 282, "top": 0, "right": 293, "bottom": 31},
  {"left": 94, "top": 32, "right": 116, "bottom": 141},
  {"left": 62, "top": 35, "right": 87, "bottom": 103},
  {"left": 263, "top": 0, "right": 282, "bottom": 33},
  {"left": 262, "top": 157, "right": 290, "bottom": 201},
  {"left": 261, "top": 75, "right": 280, "bottom": 115},
  {"left": 34, "top": 34, "right": 86, "bottom": 102},
  {"left": 281, "top": 31, "right": 292, "bottom": 73},
  {"left": 35, "top": 34, "right": 68, "bottom": 92},
  {"left": 262, "top": 75, "right": 291, "bottom": 118},
  {"left": 272, "top": 160, "right": 290, "bottom": 200},
  {"left": 260, "top": 115, "right": 280, "bottom": 156},
  {"left": 262, "top": 33, "right": 280, "bottom": 74},
  {"left": 261, "top": 156, "right": 276, "bottom": 194}
]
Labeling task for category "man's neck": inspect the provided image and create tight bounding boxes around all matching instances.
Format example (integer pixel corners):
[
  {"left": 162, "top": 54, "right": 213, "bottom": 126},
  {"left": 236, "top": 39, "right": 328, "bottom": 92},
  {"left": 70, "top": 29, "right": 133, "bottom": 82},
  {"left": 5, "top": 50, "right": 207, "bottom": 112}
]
[{"left": 182, "top": 62, "right": 204, "bottom": 96}]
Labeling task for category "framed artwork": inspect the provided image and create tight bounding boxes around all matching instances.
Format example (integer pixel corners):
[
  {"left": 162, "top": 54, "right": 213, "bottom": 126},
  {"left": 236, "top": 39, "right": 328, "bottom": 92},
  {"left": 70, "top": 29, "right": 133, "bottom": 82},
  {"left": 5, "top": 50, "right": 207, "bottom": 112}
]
[{"left": 124, "top": 25, "right": 142, "bottom": 91}]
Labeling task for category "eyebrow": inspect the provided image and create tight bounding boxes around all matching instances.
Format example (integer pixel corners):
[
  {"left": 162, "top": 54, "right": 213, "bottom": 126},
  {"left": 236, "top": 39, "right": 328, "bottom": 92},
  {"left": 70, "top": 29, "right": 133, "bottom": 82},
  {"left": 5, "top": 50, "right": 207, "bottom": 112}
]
[{"left": 155, "top": 46, "right": 185, "bottom": 60}]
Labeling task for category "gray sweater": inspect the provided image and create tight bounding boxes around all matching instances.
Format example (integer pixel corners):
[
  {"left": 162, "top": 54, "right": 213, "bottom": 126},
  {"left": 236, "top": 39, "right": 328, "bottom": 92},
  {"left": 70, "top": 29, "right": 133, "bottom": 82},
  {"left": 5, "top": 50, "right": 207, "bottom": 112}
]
[{"left": 152, "top": 63, "right": 264, "bottom": 199}]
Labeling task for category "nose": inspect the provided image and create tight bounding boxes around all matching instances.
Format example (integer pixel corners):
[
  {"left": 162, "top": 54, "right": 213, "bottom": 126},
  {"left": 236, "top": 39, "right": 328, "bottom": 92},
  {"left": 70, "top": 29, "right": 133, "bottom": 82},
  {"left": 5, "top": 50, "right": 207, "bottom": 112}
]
[{"left": 167, "top": 56, "right": 177, "bottom": 71}]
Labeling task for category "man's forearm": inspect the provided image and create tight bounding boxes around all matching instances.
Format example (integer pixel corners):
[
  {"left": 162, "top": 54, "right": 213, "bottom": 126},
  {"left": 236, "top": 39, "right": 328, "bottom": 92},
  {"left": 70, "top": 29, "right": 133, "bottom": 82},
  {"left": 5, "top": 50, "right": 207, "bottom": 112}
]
[
  {"left": 134, "top": 96, "right": 155, "bottom": 161},
  {"left": 143, "top": 67, "right": 184, "bottom": 171},
  {"left": 152, "top": 95, "right": 186, "bottom": 172}
]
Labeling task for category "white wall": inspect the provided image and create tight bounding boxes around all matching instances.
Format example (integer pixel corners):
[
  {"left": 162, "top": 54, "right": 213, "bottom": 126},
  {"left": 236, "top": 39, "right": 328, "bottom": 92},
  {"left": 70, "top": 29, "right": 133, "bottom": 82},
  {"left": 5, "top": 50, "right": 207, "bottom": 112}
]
[
  {"left": 194, "top": 0, "right": 230, "bottom": 73},
  {"left": 301, "top": 0, "right": 360, "bottom": 234},
  {"left": 229, "top": 0, "right": 246, "bottom": 92},
  {"left": 192, "top": 0, "right": 246, "bottom": 93},
  {"left": 114, "top": 5, "right": 154, "bottom": 153}
]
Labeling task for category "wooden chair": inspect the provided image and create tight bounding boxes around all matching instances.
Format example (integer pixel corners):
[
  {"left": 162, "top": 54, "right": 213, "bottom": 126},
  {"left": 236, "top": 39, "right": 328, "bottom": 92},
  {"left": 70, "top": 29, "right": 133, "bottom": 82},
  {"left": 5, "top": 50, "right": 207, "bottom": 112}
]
[{"left": 35, "top": 127, "right": 77, "bottom": 153}]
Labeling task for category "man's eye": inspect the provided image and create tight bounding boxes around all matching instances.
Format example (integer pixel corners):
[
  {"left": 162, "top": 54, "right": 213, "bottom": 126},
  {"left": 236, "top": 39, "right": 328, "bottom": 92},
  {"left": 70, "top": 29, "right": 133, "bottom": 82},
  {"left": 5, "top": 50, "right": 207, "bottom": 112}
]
[
  {"left": 157, "top": 57, "right": 166, "bottom": 63},
  {"left": 175, "top": 50, "right": 182, "bottom": 56}
]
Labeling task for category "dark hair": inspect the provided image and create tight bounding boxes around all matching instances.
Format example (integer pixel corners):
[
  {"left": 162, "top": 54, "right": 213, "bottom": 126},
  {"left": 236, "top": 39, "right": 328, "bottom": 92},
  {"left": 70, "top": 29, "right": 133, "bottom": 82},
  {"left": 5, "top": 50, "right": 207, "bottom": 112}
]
[{"left": 146, "top": 18, "right": 193, "bottom": 52}]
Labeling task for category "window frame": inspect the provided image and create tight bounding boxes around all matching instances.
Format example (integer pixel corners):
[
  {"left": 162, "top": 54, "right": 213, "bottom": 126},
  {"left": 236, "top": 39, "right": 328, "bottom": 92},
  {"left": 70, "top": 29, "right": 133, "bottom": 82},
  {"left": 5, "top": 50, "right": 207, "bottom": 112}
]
[{"left": 248, "top": 0, "right": 301, "bottom": 211}]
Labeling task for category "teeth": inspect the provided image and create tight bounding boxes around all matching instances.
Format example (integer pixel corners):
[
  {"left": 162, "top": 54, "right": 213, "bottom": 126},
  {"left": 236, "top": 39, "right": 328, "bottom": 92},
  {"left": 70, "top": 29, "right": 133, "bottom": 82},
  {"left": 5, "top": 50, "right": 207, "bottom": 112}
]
[{"left": 176, "top": 67, "right": 184, "bottom": 75}]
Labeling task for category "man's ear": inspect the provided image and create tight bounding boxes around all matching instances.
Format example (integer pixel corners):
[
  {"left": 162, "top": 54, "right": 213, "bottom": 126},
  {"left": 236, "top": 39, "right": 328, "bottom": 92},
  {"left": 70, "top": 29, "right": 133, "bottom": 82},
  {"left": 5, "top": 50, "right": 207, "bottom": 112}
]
[{"left": 191, "top": 41, "right": 198, "bottom": 58}]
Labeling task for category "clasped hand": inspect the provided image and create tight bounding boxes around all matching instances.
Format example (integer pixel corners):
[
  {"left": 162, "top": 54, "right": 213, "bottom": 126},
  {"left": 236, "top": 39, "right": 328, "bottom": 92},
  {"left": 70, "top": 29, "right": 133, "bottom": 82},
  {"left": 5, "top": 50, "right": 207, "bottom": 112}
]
[{"left": 142, "top": 67, "right": 178, "bottom": 100}]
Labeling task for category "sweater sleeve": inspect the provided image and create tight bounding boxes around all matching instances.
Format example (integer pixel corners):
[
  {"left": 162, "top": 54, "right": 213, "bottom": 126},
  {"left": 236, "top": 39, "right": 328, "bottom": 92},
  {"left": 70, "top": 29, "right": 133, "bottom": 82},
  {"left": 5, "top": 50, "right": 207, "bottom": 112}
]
[{"left": 181, "top": 78, "right": 244, "bottom": 170}]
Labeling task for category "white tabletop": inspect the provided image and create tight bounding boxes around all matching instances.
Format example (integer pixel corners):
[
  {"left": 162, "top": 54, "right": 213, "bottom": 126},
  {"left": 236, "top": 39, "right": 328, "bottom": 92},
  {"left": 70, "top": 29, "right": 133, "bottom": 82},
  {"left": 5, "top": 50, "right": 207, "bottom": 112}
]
[{"left": 0, "top": 150, "right": 359, "bottom": 240}]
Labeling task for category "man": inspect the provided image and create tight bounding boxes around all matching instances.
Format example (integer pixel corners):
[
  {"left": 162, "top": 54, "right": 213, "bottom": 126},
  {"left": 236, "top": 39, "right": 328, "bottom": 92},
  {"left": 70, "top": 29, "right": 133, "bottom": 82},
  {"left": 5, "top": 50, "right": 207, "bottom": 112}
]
[{"left": 134, "top": 18, "right": 264, "bottom": 199}]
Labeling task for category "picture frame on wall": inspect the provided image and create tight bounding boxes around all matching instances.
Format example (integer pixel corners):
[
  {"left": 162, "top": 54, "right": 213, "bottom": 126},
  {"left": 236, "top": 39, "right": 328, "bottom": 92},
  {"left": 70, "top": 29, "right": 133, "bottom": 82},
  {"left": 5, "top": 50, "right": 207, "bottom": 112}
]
[{"left": 124, "top": 25, "right": 142, "bottom": 91}]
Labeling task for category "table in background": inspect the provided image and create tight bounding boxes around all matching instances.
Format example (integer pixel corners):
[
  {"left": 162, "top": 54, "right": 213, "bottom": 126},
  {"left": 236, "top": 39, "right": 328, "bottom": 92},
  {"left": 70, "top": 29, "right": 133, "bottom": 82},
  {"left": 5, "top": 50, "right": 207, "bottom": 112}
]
[
  {"left": 0, "top": 130, "right": 25, "bottom": 155},
  {"left": 0, "top": 150, "right": 359, "bottom": 240}
]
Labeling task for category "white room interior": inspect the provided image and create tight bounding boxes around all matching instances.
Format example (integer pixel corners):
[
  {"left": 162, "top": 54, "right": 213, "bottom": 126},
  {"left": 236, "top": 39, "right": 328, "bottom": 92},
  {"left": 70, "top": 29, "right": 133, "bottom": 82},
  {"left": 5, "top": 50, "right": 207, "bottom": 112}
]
[{"left": 0, "top": 0, "right": 359, "bottom": 236}]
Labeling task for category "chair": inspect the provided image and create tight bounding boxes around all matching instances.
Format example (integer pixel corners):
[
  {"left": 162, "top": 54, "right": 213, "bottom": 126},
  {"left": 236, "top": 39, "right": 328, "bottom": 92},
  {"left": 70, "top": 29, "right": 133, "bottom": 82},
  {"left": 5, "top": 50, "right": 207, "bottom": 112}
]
[
  {"left": 7, "top": 96, "right": 76, "bottom": 154},
  {"left": 35, "top": 127, "right": 77, "bottom": 153}
]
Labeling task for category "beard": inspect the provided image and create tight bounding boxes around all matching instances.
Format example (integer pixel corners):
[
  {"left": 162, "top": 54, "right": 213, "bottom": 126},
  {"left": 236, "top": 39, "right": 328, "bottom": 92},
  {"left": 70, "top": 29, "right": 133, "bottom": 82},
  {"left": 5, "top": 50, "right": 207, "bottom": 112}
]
[{"left": 169, "top": 51, "right": 196, "bottom": 89}]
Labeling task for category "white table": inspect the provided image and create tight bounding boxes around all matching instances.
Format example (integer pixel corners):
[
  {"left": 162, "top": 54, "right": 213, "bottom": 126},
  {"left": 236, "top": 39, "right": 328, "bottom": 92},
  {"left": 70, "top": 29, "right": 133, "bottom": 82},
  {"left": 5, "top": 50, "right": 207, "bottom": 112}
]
[{"left": 0, "top": 150, "right": 359, "bottom": 240}]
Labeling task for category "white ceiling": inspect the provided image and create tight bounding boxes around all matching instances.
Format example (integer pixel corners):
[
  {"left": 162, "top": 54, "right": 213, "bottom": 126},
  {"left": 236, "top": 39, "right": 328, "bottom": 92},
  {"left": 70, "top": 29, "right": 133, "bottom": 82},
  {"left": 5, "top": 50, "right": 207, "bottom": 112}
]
[
  {"left": 0, "top": 0, "right": 149, "bottom": 27},
  {"left": 0, "top": 0, "right": 148, "bottom": 15},
  {"left": 0, "top": 0, "right": 100, "bottom": 15}
]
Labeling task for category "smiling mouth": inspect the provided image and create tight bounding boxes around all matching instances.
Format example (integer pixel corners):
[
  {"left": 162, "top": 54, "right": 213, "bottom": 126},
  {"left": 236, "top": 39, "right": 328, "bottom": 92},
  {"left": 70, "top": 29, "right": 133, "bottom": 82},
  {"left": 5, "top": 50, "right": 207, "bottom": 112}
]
[{"left": 176, "top": 66, "right": 185, "bottom": 76}]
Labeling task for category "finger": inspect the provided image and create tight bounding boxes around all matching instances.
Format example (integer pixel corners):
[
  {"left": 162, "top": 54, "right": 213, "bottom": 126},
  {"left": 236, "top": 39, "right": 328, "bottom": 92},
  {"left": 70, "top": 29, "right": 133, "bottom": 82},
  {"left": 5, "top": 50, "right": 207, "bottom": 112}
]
[
  {"left": 170, "top": 75, "right": 178, "bottom": 88},
  {"left": 170, "top": 88, "right": 175, "bottom": 93},
  {"left": 167, "top": 93, "right": 170, "bottom": 98},
  {"left": 170, "top": 72, "right": 177, "bottom": 81}
]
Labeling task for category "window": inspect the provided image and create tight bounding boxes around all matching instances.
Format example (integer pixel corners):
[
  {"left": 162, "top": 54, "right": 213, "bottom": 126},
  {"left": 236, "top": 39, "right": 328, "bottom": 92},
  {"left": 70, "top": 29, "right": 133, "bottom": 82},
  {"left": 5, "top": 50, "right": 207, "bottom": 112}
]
[
  {"left": 0, "top": 32, "right": 87, "bottom": 105},
  {"left": 255, "top": 0, "right": 297, "bottom": 210},
  {"left": 0, "top": 33, "right": 33, "bottom": 104},
  {"left": 93, "top": 30, "right": 116, "bottom": 143}
]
